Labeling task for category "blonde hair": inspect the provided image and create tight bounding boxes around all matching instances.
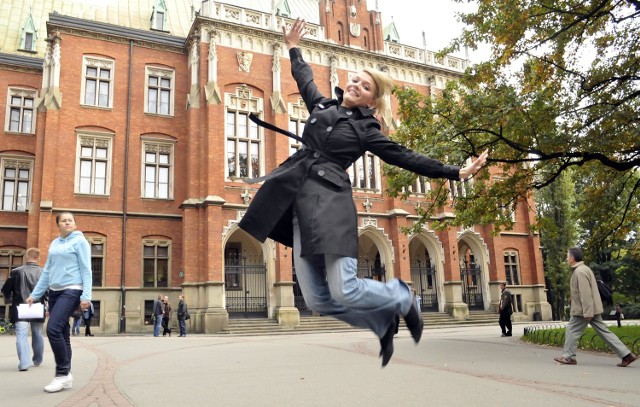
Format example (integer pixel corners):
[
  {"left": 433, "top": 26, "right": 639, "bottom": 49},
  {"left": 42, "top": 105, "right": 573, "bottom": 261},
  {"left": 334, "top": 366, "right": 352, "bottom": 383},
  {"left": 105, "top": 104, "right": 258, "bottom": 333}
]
[
  {"left": 362, "top": 68, "right": 394, "bottom": 114},
  {"left": 25, "top": 247, "right": 40, "bottom": 261}
]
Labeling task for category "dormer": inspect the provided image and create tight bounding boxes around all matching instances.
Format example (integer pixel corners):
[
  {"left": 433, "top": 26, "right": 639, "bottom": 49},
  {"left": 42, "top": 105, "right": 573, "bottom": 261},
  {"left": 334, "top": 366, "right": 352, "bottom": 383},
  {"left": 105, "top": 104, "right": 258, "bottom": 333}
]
[
  {"left": 275, "top": 0, "right": 291, "bottom": 18},
  {"left": 19, "top": 10, "right": 38, "bottom": 52},
  {"left": 150, "top": 0, "right": 168, "bottom": 32},
  {"left": 383, "top": 21, "right": 399, "bottom": 43}
]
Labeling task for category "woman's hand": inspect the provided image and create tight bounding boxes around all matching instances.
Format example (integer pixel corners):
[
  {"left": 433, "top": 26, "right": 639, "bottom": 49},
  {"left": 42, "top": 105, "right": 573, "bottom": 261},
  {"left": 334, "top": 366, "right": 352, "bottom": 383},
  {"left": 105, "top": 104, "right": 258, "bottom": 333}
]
[
  {"left": 283, "top": 18, "right": 307, "bottom": 49},
  {"left": 80, "top": 300, "right": 91, "bottom": 310},
  {"left": 26, "top": 296, "right": 34, "bottom": 305},
  {"left": 459, "top": 150, "right": 489, "bottom": 180}
]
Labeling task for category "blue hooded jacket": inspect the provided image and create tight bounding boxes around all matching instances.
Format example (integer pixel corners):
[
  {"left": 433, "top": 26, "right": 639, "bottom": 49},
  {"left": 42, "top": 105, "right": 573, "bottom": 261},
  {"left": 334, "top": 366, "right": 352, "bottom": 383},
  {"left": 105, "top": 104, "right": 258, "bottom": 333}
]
[{"left": 30, "top": 231, "right": 92, "bottom": 302}]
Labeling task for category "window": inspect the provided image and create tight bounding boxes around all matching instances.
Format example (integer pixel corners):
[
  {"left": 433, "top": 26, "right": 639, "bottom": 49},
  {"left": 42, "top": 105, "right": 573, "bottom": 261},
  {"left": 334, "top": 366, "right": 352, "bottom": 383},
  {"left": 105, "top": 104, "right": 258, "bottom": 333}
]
[
  {"left": 88, "top": 300, "right": 101, "bottom": 326},
  {"left": 288, "top": 98, "right": 308, "bottom": 156},
  {"left": 143, "top": 240, "right": 170, "bottom": 288},
  {"left": 225, "top": 86, "right": 263, "bottom": 179},
  {"left": 19, "top": 13, "right": 37, "bottom": 52},
  {"left": 0, "top": 250, "right": 24, "bottom": 290},
  {"left": 81, "top": 56, "right": 114, "bottom": 108},
  {"left": 409, "top": 176, "right": 431, "bottom": 194},
  {"left": 87, "top": 237, "right": 105, "bottom": 287},
  {"left": 349, "top": 152, "right": 379, "bottom": 190},
  {"left": 142, "top": 141, "right": 174, "bottom": 199},
  {"left": 145, "top": 67, "right": 175, "bottom": 116},
  {"left": 150, "top": 0, "right": 168, "bottom": 31},
  {"left": 504, "top": 251, "right": 521, "bottom": 285},
  {"left": 76, "top": 135, "right": 112, "bottom": 195},
  {"left": 5, "top": 88, "right": 36, "bottom": 134},
  {"left": 144, "top": 300, "right": 154, "bottom": 325},
  {"left": 1, "top": 157, "right": 33, "bottom": 212}
]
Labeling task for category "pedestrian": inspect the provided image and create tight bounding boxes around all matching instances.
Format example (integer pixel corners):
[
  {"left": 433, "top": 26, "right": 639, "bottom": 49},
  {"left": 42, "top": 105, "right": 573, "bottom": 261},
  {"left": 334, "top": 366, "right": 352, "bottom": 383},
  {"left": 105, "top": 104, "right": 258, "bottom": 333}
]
[
  {"left": 71, "top": 308, "right": 82, "bottom": 336},
  {"left": 238, "top": 18, "right": 488, "bottom": 367},
  {"left": 498, "top": 283, "right": 513, "bottom": 337},
  {"left": 1, "top": 247, "right": 46, "bottom": 371},
  {"left": 83, "top": 300, "right": 94, "bottom": 336},
  {"left": 177, "top": 295, "right": 189, "bottom": 337},
  {"left": 162, "top": 295, "right": 172, "bottom": 337},
  {"left": 615, "top": 303, "right": 624, "bottom": 328},
  {"left": 26, "top": 212, "right": 93, "bottom": 392},
  {"left": 554, "top": 247, "right": 637, "bottom": 367},
  {"left": 152, "top": 294, "right": 164, "bottom": 337}
]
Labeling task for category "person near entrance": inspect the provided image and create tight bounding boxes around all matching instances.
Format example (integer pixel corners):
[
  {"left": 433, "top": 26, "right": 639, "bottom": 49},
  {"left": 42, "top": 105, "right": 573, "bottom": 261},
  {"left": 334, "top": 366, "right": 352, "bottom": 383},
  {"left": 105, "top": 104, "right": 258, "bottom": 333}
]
[
  {"left": 152, "top": 295, "right": 164, "bottom": 337},
  {"left": 238, "top": 18, "right": 488, "bottom": 367},
  {"left": 1, "top": 247, "right": 46, "bottom": 371},
  {"left": 554, "top": 247, "right": 637, "bottom": 367},
  {"left": 498, "top": 283, "right": 513, "bottom": 337}
]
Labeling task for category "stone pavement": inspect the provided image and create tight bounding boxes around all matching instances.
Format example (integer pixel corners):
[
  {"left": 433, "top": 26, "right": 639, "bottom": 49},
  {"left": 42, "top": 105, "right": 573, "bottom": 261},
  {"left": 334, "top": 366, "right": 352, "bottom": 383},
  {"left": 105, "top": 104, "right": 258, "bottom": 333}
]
[{"left": 1, "top": 323, "right": 638, "bottom": 407}]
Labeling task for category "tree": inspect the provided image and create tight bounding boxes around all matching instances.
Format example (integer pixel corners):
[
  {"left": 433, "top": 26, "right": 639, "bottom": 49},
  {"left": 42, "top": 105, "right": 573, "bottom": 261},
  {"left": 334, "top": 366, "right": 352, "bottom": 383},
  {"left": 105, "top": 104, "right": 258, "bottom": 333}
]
[
  {"left": 388, "top": 0, "right": 640, "bottom": 255},
  {"left": 536, "top": 170, "right": 577, "bottom": 319}
]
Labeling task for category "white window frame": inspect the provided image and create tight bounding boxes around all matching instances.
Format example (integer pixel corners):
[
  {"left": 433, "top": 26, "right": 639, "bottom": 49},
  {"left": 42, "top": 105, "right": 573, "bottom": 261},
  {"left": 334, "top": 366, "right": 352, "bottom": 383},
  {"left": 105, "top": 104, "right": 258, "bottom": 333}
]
[
  {"left": 0, "top": 156, "right": 33, "bottom": 212},
  {"left": 74, "top": 132, "right": 114, "bottom": 196},
  {"left": 5, "top": 87, "right": 37, "bottom": 134},
  {"left": 408, "top": 176, "right": 431, "bottom": 195},
  {"left": 349, "top": 152, "right": 380, "bottom": 191},
  {"left": 86, "top": 236, "right": 106, "bottom": 287},
  {"left": 80, "top": 56, "right": 115, "bottom": 108},
  {"left": 141, "top": 138, "right": 175, "bottom": 199},
  {"left": 224, "top": 86, "right": 264, "bottom": 180},
  {"left": 150, "top": 0, "right": 168, "bottom": 31},
  {"left": 144, "top": 66, "right": 175, "bottom": 116},
  {"left": 288, "top": 98, "right": 308, "bottom": 156},
  {"left": 504, "top": 250, "right": 521, "bottom": 286}
]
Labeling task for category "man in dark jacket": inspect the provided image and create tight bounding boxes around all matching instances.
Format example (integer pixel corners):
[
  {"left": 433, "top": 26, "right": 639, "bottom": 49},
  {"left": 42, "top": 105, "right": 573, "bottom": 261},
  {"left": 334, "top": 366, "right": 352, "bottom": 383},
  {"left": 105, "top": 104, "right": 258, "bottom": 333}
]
[
  {"left": 498, "top": 283, "right": 513, "bottom": 337},
  {"left": 152, "top": 295, "right": 164, "bottom": 337},
  {"left": 1, "top": 248, "right": 46, "bottom": 371}
]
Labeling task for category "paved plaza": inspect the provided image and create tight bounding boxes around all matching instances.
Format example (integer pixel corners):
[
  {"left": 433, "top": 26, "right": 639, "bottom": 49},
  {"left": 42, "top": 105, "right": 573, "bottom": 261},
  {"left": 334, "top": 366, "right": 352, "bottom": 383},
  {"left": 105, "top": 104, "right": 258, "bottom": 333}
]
[{"left": 1, "top": 323, "right": 638, "bottom": 407}]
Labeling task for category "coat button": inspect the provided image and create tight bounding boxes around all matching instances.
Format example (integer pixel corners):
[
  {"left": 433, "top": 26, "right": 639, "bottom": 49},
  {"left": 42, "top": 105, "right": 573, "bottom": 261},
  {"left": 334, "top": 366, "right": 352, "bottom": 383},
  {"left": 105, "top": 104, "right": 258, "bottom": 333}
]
[
  {"left": 310, "top": 118, "right": 317, "bottom": 123},
  {"left": 313, "top": 152, "right": 320, "bottom": 158},
  {"left": 317, "top": 170, "right": 325, "bottom": 176},
  {"left": 346, "top": 111, "right": 353, "bottom": 116},
  {"left": 326, "top": 126, "right": 333, "bottom": 132}
]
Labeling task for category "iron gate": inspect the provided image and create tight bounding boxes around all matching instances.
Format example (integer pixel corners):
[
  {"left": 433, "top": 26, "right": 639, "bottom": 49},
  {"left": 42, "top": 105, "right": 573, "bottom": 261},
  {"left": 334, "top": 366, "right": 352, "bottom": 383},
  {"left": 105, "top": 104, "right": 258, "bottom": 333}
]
[
  {"left": 410, "top": 261, "right": 438, "bottom": 311},
  {"left": 225, "top": 255, "right": 267, "bottom": 317},
  {"left": 460, "top": 263, "right": 484, "bottom": 310},
  {"left": 357, "top": 264, "right": 386, "bottom": 281}
]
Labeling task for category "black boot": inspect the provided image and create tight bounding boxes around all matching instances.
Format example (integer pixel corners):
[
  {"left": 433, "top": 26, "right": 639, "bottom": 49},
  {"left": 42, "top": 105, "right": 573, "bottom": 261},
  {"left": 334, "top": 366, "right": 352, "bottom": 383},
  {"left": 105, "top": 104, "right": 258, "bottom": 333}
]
[
  {"left": 379, "top": 319, "right": 396, "bottom": 367},
  {"left": 404, "top": 295, "right": 424, "bottom": 344}
]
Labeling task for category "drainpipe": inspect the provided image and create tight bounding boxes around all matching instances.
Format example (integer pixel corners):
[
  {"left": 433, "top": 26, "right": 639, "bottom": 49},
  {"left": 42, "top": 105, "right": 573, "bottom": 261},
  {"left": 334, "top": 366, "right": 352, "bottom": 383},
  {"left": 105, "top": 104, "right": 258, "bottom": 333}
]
[{"left": 120, "top": 40, "right": 134, "bottom": 333}]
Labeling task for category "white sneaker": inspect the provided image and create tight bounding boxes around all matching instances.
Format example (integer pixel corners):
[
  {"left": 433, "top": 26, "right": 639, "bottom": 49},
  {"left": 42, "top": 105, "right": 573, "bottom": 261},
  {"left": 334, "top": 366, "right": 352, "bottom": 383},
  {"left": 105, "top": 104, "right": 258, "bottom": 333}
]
[{"left": 44, "top": 373, "right": 73, "bottom": 393}]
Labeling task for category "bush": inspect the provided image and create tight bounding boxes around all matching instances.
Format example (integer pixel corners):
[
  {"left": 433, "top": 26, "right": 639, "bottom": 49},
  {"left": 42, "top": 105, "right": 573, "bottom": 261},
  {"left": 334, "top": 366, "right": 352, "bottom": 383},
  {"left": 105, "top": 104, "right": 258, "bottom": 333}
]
[{"left": 620, "top": 303, "right": 640, "bottom": 319}]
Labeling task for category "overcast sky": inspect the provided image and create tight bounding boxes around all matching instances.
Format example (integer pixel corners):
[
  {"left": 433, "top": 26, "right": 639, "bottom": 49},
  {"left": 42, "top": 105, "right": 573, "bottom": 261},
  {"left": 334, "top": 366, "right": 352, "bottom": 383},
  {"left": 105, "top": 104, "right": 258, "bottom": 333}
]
[{"left": 374, "top": 0, "right": 489, "bottom": 62}]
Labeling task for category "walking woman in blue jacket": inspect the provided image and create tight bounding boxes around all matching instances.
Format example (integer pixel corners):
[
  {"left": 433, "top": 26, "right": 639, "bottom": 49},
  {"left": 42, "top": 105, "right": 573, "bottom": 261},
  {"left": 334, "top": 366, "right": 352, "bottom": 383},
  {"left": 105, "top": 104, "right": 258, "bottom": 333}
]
[
  {"left": 27, "top": 212, "right": 92, "bottom": 392},
  {"left": 239, "top": 19, "right": 488, "bottom": 367}
]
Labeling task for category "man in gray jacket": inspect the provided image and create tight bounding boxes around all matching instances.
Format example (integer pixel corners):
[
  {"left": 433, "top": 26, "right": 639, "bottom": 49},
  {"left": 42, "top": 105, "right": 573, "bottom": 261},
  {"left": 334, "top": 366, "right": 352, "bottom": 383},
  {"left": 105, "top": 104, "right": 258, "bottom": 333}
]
[
  {"left": 554, "top": 247, "right": 637, "bottom": 367},
  {"left": 1, "top": 248, "right": 46, "bottom": 371}
]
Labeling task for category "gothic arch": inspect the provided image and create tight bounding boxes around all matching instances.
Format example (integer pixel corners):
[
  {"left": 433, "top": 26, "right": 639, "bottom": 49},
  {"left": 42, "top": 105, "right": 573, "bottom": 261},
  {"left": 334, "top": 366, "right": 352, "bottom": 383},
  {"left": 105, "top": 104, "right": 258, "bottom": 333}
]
[
  {"left": 409, "top": 228, "right": 446, "bottom": 312},
  {"left": 457, "top": 229, "right": 491, "bottom": 310},
  {"left": 358, "top": 223, "right": 394, "bottom": 281}
]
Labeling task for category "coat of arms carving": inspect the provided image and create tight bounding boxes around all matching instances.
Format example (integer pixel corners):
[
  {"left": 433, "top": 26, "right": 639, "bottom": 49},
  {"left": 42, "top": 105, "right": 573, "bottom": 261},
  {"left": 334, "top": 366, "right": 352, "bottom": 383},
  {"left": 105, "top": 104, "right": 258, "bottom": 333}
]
[{"left": 237, "top": 51, "right": 253, "bottom": 72}]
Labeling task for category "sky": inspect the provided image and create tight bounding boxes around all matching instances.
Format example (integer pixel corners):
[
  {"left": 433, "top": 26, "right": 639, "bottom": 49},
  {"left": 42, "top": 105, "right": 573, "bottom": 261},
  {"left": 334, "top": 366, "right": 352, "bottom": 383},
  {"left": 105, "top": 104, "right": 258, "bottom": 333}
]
[{"left": 373, "top": 0, "right": 490, "bottom": 63}]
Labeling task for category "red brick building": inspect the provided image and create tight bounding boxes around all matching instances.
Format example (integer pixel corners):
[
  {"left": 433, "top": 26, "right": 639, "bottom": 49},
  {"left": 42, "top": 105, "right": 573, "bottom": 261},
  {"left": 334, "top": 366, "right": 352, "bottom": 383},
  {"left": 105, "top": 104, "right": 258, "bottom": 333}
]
[{"left": 0, "top": 0, "right": 551, "bottom": 334}]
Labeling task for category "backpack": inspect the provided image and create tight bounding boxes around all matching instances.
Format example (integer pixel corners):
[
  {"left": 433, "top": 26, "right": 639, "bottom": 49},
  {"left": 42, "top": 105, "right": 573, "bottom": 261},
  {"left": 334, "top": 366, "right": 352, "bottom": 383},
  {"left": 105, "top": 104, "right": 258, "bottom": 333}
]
[{"left": 596, "top": 279, "right": 612, "bottom": 303}]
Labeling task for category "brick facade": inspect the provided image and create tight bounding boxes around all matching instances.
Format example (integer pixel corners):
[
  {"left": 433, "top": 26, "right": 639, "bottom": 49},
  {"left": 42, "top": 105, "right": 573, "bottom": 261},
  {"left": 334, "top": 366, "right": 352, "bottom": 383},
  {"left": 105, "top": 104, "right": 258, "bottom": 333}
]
[{"left": 0, "top": 1, "right": 551, "bottom": 334}]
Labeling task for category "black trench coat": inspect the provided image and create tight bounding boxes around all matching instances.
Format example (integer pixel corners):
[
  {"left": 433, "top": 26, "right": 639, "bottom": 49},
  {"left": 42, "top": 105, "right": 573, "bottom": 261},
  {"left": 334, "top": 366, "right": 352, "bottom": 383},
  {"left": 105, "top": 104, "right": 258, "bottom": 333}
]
[{"left": 238, "top": 48, "right": 461, "bottom": 258}]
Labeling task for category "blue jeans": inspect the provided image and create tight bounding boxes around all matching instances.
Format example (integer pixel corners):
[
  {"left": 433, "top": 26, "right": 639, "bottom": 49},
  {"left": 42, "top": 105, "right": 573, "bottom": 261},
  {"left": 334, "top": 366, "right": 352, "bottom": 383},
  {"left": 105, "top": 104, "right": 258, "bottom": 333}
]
[
  {"left": 47, "top": 289, "right": 81, "bottom": 376},
  {"left": 15, "top": 321, "right": 44, "bottom": 370},
  {"left": 72, "top": 317, "right": 82, "bottom": 335},
  {"left": 292, "top": 215, "right": 412, "bottom": 338},
  {"left": 153, "top": 314, "right": 163, "bottom": 336},
  {"left": 179, "top": 319, "right": 186, "bottom": 336}
]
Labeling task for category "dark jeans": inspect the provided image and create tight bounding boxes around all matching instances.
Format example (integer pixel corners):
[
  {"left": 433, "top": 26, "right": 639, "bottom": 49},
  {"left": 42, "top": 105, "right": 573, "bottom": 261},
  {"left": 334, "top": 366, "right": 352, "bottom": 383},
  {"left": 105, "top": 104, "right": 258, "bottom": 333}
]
[
  {"left": 499, "top": 311, "right": 512, "bottom": 335},
  {"left": 83, "top": 316, "right": 92, "bottom": 335},
  {"left": 47, "top": 289, "right": 81, "bottom": 376},
  {"left": 162, "top": 317, "right": 171, "bottom": 336}
]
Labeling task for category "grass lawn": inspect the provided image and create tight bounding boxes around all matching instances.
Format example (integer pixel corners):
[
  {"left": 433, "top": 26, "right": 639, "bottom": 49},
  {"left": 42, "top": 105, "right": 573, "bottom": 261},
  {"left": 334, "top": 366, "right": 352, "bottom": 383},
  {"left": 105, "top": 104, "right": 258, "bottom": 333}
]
[{"left": 523, "top": 325, "right": 640, "bottom": 354}]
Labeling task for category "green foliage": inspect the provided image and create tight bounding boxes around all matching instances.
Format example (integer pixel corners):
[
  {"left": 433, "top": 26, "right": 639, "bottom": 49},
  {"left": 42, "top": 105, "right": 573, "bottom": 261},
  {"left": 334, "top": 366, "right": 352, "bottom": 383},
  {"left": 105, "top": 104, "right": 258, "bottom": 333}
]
[
  {"left": 523, "top": 325, "right": 640, "bottom": 354},
  {"left": 389, "top": 0, "right": 640, "bottom": 247}
]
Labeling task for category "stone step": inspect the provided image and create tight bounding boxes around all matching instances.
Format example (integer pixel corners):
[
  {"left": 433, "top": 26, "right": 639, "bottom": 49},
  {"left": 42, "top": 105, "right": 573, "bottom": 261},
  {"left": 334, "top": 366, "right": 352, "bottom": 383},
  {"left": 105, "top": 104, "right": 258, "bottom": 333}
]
[{"left": 219, "top": 311, "right": 500, "bottom": 335}]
